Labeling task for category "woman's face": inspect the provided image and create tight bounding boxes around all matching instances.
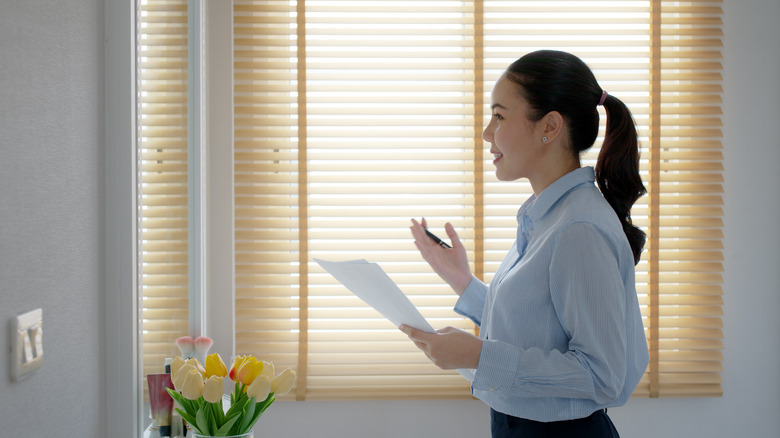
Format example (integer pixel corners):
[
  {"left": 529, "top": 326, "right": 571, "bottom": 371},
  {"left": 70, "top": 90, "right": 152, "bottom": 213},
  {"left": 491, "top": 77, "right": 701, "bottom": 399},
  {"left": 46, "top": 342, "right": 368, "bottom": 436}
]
[{"left": 482, "top": 75, "right": 546, "bottom": 182}]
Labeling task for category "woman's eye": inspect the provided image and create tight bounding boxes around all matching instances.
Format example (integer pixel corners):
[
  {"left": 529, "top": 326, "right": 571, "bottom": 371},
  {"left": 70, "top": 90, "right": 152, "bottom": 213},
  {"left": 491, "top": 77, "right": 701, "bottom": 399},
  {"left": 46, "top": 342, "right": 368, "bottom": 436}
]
[{"left": 493, "top": 113, "right": 503, "bottom": 120}]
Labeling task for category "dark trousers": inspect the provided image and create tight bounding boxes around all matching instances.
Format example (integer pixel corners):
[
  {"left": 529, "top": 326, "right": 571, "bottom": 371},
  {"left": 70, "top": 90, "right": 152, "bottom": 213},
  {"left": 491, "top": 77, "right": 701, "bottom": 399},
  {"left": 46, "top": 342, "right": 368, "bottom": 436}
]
[{"left": 490, "top": 408, "right": 620, "bottom": 438}]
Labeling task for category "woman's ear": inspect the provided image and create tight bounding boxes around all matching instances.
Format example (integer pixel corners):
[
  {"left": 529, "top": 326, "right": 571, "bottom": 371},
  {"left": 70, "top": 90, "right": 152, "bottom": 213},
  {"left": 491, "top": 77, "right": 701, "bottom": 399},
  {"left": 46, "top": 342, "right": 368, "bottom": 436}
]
[{"left": 541, "top": 111, "right": 565, "bottom": 143}]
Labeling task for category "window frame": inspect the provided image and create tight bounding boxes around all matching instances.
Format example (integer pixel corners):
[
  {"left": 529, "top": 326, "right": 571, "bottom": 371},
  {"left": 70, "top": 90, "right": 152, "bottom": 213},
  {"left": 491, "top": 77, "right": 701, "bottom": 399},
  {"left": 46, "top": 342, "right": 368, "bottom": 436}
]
[
  {"left": 105, "top": 0, "right": 141, "bottom": 435},
  {"left": 106, "top": 1, "right": 236, "bottom": 436}
]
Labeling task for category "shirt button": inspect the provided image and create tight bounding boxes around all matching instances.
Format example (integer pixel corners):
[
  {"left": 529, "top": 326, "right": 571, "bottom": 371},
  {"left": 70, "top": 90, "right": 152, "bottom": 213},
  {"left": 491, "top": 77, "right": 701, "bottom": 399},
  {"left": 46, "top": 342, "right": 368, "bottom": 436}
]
[{"left": 489, "top": 387, "right": 495, "bottom": 392}]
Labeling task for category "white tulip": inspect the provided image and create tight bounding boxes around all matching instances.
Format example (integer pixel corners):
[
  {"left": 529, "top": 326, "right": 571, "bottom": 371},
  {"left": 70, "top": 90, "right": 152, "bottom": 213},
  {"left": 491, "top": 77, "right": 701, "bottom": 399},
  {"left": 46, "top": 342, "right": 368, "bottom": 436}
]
[
  {"left": 270, "top": 369, "right": 296, "bottom": 396},
  {"left": 261, "top": 361, "right": 274, "bottom": 381},
  {"left": 246, "top": 375, "right": 271, "bottom": 401},
  {"left": 172, "top": 363, "right": 196, "bottom": 391},
  {"left": 202, "top": 375, "right": 225, "bottom": 403},
  {"left": 170, "top": 356, "right": 187, "bottom": 378},
  {"left": 181, "top": 369, "right": 204, "bottom": 400}
]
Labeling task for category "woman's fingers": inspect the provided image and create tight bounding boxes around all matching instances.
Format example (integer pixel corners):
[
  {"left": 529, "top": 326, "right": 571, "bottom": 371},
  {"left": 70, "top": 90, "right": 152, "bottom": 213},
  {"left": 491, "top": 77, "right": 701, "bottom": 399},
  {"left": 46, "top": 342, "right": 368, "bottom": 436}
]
[
  {"left": 444, "top": 222, "right": 461, "bottom": 248},
  {"left": 400, "top": 325, "right": 481, "bottom": 370},
  {"left": 399, "top": 324, "right": 432, "bottom": 352}
]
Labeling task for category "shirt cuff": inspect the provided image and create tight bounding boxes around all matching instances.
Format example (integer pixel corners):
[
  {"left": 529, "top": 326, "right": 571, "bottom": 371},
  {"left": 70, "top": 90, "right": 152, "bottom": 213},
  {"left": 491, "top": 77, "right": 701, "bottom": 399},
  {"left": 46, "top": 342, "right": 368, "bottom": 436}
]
[
  {"left": 453, "top": 276, "right": 486, "bottom": 326},
  {"left": 473, "top": 339, "right": 521, "bottom": 398}
]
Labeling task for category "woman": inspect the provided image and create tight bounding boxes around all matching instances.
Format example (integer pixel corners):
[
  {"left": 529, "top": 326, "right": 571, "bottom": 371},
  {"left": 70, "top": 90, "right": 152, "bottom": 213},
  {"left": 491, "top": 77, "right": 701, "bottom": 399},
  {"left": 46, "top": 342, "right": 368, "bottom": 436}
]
[{"left": 401, "top": 50, "right": 649, "bottom": 437}]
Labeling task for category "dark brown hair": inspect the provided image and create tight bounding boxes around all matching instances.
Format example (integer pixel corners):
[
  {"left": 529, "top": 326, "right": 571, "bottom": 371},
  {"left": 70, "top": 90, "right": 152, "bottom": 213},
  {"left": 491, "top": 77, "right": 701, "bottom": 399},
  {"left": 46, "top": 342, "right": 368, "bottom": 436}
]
[{"left": 504, "top": 50, "right": 646, "bottom": 264}]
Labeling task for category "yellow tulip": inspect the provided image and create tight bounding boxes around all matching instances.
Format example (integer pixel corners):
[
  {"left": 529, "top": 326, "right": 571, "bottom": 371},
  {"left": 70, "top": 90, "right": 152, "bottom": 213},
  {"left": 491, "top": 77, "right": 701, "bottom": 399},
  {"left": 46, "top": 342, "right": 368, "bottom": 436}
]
[
  {"left": 246, "top": 375, "right": 271, "bottom": 401},
  {"left": 270, "top": 369, "right": 296, "bottom": 396},
  {"left": 228, "top": 355, "right": 247, "bottom": 382},
  {"left": 181, "top": 369, "right": 205, "bottom": 400},
  {"left": 237, "top": 356, "right": 263, "bottom": 386},
  {"left": 205, "top": 353, "right": 227, "bottom": 378},
  {"left": 172, "top": 363, "right": 196, "bottom": 391},
  {"left": 202, "top": 375, "right": 225, "bottom": 403},
  {"left": 261, "top": 361, "right": 274, "bottom": 380}
]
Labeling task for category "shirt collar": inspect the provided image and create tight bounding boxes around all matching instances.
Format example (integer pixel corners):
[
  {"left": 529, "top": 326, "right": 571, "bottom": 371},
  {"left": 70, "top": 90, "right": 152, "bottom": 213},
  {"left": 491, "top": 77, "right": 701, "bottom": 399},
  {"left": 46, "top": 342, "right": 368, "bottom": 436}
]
[{"left": 521, "top": 167, "right": 596, "bottom": 222}]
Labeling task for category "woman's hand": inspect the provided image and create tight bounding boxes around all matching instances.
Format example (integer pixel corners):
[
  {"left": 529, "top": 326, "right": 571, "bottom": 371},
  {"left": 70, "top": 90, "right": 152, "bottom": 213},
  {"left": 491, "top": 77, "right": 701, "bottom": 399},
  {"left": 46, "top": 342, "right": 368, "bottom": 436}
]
[
  {"left": 410, "top": 218, "right": 472, "bottom": 294},
  {"left": 399, "top": 325, "right": 482, "bottom": 370}
]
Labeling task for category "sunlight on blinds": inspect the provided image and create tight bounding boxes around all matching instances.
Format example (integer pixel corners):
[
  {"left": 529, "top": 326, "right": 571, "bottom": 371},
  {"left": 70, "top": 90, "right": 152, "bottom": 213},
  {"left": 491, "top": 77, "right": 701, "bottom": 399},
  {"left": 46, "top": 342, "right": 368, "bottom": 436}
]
[
  {"left": 232, "top": 0, "right": 723, "bottom": 400},
  {"left": 233, "top": 0, "right": 303, "bottom": 398},
  {"left": 231, "top": 0, "right": 723, "bottom": 400},
  {"left": 234, "top": 0, "right": 480, "bottom": 400},
  {"left": 130, "top": 0, "right": 723, "bottom": 401},
  {"left": 138, "top": 0, "right": 190, "bottom": 384},
  {"left": 648, "top": 0, "right": 724, "bottom": 397}
]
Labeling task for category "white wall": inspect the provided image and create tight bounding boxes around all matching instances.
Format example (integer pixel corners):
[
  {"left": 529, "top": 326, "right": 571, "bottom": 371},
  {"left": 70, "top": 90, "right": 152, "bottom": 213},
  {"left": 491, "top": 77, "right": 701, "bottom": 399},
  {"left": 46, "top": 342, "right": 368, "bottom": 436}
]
[
  {"left": 0, "top": 0, "right": 777, "bottom": 436},
  {"left": 0, "top": 0, "right": 105, "bottom": 436}
]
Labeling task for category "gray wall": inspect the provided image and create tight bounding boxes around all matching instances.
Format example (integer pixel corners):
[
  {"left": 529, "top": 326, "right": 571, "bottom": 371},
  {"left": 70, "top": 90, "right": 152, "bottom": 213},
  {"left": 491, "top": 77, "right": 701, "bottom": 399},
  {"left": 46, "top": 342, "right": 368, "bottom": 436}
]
[
  {"left": 1, "top": 0, "right": 778, "bottom": 436},
  {"left": 0, "top": 0, "right": 105, "bottom": 436}
]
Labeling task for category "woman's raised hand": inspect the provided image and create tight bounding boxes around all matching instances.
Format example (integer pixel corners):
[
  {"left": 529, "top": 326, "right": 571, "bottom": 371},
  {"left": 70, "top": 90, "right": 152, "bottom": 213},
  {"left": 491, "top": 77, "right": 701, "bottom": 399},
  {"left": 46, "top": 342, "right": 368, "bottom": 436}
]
[{"left": 410, "top": 218, "right": 473, "bottom": 295}]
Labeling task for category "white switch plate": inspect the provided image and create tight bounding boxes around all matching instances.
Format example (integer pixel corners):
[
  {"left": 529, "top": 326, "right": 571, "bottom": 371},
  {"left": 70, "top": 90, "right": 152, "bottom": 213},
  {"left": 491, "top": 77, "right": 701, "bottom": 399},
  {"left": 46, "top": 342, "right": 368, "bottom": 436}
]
[{"left": 10, "top": 308, "right": 43, "bottom": 381}]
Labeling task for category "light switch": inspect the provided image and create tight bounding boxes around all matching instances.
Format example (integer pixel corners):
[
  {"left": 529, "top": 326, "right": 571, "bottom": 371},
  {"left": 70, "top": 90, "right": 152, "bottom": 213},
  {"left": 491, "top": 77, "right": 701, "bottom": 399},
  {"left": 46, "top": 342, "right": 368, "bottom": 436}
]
[
  {"left": 23, "top": 331, "right": 34, "bottom": 362},
  {"left": 10, "top": 308, "right": 43, "bottom": 381},
  {"left": 31, "top": 324, "right": 43, "bottom": 357}
]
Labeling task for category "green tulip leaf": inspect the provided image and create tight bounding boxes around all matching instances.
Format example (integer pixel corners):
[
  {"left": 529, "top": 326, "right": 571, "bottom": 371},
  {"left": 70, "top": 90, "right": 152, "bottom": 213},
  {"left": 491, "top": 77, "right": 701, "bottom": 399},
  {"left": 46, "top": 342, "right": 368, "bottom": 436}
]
[
  {"left": 232, "top": 382, "right": 241, "bottom": 403},
  {"left": 214, "top": 401, "right": 226, "bottom": 425},
  {"left": 238, "top": 396, "right": 256, "bottom": 433},
  {"left": 224, "top": 409, "right": 241, "bottom": 422},
  {"left": 196, "top": 405, "right": 209, "bottom": 436},
  {"left": 257, "top": 394, "right": 276, "bottom": 415},
  {"left": 166, "top": 389, "right": 203, "bottom": 420},
  {"left": 208, "top": 406, "right": 219, "bottom": 436},
  {"left": 165, "top": 388, "right": 180, "bottom": 402},
  {"left": 226, "top": 395, "right": 248, "bottom": 417},
  {"left": 215, "top": 415, "right": 240, "bottom": 437},
  {"left": 166, "top": 389, "right": 187, "bottom": 408},
  {"left": 175, "top": 407, "right": 198, "bottom": 430},
  {"left": 183, "top": 398, "right": 198, "bottom": 417},
  {"left": 245, "top": 401, "right": 266, "bottom": 431}
]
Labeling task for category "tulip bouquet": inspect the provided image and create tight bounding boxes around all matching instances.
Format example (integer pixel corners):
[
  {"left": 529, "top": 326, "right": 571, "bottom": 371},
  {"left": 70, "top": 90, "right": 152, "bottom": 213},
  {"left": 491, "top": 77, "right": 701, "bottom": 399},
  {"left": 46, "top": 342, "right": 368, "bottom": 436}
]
[{"left": 167, "top": 353, "right": 295, "bottom": 437}]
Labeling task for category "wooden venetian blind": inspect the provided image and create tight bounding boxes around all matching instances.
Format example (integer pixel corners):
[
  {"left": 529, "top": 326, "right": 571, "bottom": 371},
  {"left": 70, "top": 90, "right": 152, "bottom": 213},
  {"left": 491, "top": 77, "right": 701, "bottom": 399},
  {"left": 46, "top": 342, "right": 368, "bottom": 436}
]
[
  {"left": 232, "top": 0, "right": 723, "bottom": 400},
  {"left": 138, "top": 0, "right": 190, "bottom": 382},
  {"left": 233, "top": 0, "right": 479, "bottom": 400},
  {"left": 644, "top": 0, "right": 724, "bottom": 397}
]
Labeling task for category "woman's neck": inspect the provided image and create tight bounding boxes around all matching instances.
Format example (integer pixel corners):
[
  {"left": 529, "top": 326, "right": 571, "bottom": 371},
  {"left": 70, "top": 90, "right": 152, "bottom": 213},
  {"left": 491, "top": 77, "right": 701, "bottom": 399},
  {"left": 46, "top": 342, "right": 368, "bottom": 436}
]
[{"left": 529, "top": 159, "right": 580, "bottom": 196}]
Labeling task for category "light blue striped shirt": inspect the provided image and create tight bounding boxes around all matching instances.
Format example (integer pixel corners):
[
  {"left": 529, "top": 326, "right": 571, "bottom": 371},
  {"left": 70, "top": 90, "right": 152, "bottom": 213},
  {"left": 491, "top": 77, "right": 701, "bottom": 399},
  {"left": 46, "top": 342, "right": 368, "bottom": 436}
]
[{"left": 454, "top": 166, "right": 648, "bottom": 422}]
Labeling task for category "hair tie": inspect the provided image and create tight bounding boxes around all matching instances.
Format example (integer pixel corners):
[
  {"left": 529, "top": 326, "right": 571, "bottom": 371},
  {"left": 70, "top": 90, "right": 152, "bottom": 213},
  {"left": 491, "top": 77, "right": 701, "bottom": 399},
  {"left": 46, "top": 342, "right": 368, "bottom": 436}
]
[{"left": 598, "top": 90, "right": 608, "bottom": 106}]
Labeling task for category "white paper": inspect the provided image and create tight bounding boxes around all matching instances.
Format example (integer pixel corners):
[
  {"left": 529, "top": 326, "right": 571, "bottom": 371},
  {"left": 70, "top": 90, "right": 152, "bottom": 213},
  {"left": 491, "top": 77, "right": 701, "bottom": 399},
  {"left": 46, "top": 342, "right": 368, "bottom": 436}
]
[
  {"left": 314, "top": 258, "right": 475, "bottom": 382},
  {"left": 314, "top": 258, "right": 434, "bottom": 332}
]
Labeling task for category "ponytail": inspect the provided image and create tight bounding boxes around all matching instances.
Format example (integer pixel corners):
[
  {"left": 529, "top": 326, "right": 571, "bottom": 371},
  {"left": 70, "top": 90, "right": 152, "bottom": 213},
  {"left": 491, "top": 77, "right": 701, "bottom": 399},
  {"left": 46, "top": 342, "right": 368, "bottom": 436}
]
[
  {"left": 596, "top": 94, "right": 647, "bottom": 264},
  {"left": 505, "top": 50, "right": 646, "bottom": 264}
]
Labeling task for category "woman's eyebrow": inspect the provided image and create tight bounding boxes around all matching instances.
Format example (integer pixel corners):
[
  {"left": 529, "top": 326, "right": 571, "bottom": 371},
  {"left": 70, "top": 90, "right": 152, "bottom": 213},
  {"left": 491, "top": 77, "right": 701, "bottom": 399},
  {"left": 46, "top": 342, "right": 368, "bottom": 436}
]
[{"left": 490, "top": 103, "right": 507, "bottom": 110}]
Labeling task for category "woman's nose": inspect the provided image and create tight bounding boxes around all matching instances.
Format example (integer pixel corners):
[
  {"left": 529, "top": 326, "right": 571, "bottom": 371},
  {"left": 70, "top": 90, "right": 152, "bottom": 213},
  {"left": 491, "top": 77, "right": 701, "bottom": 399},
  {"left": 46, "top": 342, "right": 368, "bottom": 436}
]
[{"left": 481, "top": 123, "right": 492, "bottom": 143}]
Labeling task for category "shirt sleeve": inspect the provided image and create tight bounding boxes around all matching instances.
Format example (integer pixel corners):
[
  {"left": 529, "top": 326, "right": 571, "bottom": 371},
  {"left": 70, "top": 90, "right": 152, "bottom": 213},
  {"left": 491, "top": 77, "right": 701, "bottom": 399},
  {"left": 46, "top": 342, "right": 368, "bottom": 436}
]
[
  {"left": 472, "top": 222, "right": 629, "bottom": 404},
  {"left": 453, "top": 276, "right": 487, "bottom": 327}
]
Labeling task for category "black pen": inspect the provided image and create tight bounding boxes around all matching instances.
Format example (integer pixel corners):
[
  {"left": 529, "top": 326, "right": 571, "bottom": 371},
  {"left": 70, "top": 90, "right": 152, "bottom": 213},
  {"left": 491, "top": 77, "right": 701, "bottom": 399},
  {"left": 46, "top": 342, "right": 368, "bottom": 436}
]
[{"left": 424, "top": 228, "right": 452, "bottom": 248}]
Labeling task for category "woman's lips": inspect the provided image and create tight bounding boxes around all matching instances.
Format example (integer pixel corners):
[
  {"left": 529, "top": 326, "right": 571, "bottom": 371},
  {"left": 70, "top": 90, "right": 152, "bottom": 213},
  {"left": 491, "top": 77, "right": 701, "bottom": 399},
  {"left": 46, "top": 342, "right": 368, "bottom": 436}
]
[{"left": 492, "top": 153, "right": 503, "bottom": 165}]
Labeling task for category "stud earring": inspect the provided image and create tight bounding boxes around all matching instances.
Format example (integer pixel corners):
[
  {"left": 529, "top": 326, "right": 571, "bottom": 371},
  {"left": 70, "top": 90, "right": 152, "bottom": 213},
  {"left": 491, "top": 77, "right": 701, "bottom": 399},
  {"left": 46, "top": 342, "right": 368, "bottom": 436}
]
[{"left": 542, "top": 136, "right": 548, "bottom": 143}]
